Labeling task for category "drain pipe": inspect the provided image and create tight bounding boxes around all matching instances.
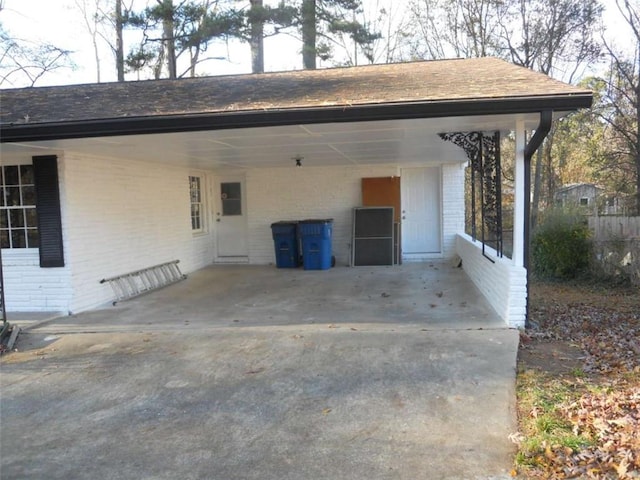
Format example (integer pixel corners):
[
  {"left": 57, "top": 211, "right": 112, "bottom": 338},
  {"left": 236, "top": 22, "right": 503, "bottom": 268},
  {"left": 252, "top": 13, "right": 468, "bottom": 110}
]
[{"left": 523, "top": 110, "right": 553, "bottom": 328}]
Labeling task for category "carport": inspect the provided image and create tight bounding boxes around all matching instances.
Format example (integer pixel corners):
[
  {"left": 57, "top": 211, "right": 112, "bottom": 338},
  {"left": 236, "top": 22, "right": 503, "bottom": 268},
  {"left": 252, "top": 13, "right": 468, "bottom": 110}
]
[
  {"left": 0, "top": 57, "right": 592, "bottom": 327},
  {"left": 0, "top": 57, "right": 593, "bottom": 477}
]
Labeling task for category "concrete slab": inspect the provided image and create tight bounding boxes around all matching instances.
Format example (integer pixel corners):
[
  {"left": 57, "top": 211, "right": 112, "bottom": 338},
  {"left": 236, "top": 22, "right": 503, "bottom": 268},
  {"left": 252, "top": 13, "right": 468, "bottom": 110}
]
[
  {"left": 4, "top": 311, "right": 65, "bottom": 331},
  {"left": 21, "top": 262, "right": 504, "bottom": 334},
  {"left": 1, "top": 262, "right": 519, "bottom": 479}
]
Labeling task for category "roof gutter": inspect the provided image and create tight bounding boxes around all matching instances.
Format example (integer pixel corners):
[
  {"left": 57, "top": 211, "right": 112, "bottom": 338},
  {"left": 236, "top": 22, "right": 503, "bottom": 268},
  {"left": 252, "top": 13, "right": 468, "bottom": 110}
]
[
  {"left": 523, "top": 109, "right": 553, "bottom": 328},
  {"left": 0, "top": 94, "right": 592, "bottom": 143}
]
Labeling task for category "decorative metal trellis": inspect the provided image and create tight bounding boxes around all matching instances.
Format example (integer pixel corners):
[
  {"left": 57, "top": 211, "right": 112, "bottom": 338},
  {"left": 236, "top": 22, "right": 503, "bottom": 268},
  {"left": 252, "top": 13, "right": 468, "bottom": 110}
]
[{"left": 439, "top": 131, "right": 503, "bottom": 261}]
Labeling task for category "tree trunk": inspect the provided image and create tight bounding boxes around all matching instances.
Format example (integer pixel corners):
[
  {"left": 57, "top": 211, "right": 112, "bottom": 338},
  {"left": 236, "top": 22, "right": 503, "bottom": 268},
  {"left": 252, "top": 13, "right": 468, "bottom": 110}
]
[
  {"left": 544, "top": 137, "right": 556, "bottom": 210},
  {"left": 301, "top": 0, "right": 316, "bottom": 70},
  {"left": 636, "top": 45, "right": 640, "bottom": 215},
  {"left": 531, "top": 146, "right": 544, "bottom": 228},
  {"left": 161, "top": 0, "right": 177, "bottom": 78},
  {"left": 636, "top": 111, "right": 640, "bottom": 215},
  {"left": 115, "top": 0, "right": 124, "bottom": 82},
  {"left": 250, "top": 0, "right": 264, "bottom": 73}
]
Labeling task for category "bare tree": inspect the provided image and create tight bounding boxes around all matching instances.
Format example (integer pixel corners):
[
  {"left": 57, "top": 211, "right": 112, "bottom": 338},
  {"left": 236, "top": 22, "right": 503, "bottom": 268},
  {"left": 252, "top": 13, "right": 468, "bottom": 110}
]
[
  {"left": 499, "top": 0, "right": 603, "bottom": 82},
  {"left": 324, "top": 0, "right": 410, "bottom": 65},
  {"left": 406, "top": 0, "right": 505, "bottom": 60},
  {"left": 75, "top": 0, "right": 105, "bottom": 82},
  {"left": 498, "top": 0, "right": 604, "bottom": 223},
  {"left": 0, "top": 5, "right": 74, "bottom": 87},
  {"left": 597, "top": 0, "right": 640, "bottom": 213}
]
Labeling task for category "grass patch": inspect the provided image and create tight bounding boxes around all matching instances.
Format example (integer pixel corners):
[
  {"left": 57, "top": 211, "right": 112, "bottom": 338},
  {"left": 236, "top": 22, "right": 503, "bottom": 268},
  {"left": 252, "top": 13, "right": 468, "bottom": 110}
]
[{"left": 515, "top": 369, "right": 593, "bottom": 471}]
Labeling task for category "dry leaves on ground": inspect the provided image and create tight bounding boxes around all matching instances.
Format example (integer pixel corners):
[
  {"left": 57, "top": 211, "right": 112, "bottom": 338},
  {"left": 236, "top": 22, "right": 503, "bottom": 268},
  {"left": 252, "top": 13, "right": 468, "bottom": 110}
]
[
  {"left": 528, "top": 285, "right": 640, "bottom": 375},
  {"left": 557, "top": 385, "right": 640, "bottom": 479},
  {"left": 517, "top": 282, "right": 640, "bottom": 479}
]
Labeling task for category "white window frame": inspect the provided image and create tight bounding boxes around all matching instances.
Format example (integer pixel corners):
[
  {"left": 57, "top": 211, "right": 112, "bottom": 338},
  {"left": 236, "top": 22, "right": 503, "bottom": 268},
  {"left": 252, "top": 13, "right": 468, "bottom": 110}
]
[
  {"left": 189, "top": 174, "right": 206, "bottom": 234},
  {"left": 1, "top": 162, "right": 39, "bottom": 249}
]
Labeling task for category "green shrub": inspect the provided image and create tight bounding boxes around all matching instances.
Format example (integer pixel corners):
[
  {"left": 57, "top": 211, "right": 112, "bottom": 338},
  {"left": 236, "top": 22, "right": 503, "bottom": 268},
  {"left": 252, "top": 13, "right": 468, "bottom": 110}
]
[{"left": 532, "top": 209, "right": 591, "bottom": 279}]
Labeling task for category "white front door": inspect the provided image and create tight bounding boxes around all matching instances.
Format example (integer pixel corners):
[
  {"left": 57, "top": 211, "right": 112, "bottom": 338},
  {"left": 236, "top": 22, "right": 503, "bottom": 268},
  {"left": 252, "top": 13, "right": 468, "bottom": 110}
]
[
  {"left": 215, "top": 176, "right": 248, "bottom": 260},
  {"left": 401, "top": 167, "right": 441, "bottom": 256}
]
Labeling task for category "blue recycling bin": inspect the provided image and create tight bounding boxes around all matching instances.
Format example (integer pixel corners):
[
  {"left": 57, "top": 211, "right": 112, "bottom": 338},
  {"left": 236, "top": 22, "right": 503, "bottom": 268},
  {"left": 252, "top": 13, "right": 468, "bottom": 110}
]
[
  {"left": 299, "top": 219, "right": 333, "bottom": 270},
  {"left": 270, "top": 221, "right": 300, "bottom": 268}
]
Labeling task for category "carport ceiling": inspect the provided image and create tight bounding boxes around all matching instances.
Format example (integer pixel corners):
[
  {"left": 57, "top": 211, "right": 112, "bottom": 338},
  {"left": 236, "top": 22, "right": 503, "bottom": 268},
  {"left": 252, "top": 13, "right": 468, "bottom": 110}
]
[
  {"left": 2, "top": 113, "right": 545, "bottom": 170},
  {"left": 1, "top": 58, "right": 592, "bottom": 169}
]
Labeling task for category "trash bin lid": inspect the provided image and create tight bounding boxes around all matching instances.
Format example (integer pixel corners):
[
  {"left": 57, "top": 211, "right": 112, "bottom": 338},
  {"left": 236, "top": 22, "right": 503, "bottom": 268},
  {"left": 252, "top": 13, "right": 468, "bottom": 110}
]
[
  {"left": 299, "top": 219, "right": 333, "bottom": 224},
  {"left": 270, "top": 221, "right": 299, "bottom": 227}
]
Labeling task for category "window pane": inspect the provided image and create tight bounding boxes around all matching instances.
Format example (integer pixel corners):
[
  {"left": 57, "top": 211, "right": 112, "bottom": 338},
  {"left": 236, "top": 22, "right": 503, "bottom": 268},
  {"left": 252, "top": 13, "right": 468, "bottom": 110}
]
[
  {"left": 0, "top": 210, "right": 6, "bottom": 228},
  {"left": 11, "top": 229, "right": 26, "bottom": 248},
  {"left": 0, "top": 230, "right": 8, "bottom": 248},
  {"left": 27, "top": 229, "right": 39, "bottom": 248},
  {"left": 4, "top": 166, "right": 18, "bottom": 185},
  {"left": 0, "top": 166, "right": 3, "bottom": 185},
  {"left": 22, "top": 186, "right": 36, "bottom": 205},
  {"left": 222, "top": 199, "right": 242, "bottom": 216},
  {"left": 191, "top": 204, "right": 201, "bottom": 230},
  {"left": 0, "top": 186, "right": 4, "bottom": 207},
  {"left": 20, "top": 165, "right": 34, "bottom": 185},
  {"left": 221, "top": 182, "right": 241, "bottom": 216},
  {"left": 25, "top": 208, "right": 38, "bottom": 227},
  {"left": 6, "top": 187, "right": 20, "bottom": 206},
  {"left": 190, "top": 177, "right": 201, "bottom": 203},
  {"left": 9, "top": 209, "right": 25, "bottom": 228},
  {"left": 221, "top": 182, "right": 241, "bottom": 200}
]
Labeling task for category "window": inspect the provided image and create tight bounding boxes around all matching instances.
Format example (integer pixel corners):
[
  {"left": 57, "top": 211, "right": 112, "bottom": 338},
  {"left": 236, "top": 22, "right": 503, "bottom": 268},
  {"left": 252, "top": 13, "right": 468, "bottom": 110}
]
[
  {"left": 189, "top": 175, "right": 204, "bottom": 232},
  {"left": 580, "top": 197, "right": 589, "bottom": 206},
  {"left": 1, "top": 164, "right": 38, "bottom": 248},
  {"left": 220, "top": 182, "right": 242, "bottom": 216}
]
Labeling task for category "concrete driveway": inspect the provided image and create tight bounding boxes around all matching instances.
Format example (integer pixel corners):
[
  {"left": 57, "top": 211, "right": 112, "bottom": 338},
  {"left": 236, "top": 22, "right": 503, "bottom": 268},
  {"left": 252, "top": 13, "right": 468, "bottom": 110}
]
[{"left": 1, "top": 263, "right": 519, "bottom": 479}]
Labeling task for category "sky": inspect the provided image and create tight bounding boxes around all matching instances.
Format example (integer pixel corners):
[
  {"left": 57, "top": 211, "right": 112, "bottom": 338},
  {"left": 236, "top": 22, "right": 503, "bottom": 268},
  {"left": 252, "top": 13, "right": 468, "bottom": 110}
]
[{"left": 0, "top": 0, "right": 634, "bottom": 88}]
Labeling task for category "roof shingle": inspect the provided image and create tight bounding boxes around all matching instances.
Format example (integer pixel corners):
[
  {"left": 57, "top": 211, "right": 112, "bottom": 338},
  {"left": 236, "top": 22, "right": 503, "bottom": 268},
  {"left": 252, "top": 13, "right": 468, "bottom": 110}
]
[{"left": 0, "top": 57, "right": 591, "bottom": 126}]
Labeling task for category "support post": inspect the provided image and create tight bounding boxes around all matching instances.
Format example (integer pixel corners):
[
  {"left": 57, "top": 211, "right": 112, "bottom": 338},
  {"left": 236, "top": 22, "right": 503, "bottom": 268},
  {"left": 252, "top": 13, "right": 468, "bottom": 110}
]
[
  {"left": 513, "top": 119, "right": 526, "bottom": 267},
  {"left": 524, "top": 110, "right": 553, "bottom": 327}
]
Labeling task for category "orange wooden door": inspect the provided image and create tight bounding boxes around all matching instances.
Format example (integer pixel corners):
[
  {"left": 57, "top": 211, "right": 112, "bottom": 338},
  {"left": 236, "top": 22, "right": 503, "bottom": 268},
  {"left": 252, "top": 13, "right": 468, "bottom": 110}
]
[
  {"left": 361, "top": 177, "right": 401, "bottom": 263},
  {"left": 361, "top": 177, "right": 401, "bottom": 222}
]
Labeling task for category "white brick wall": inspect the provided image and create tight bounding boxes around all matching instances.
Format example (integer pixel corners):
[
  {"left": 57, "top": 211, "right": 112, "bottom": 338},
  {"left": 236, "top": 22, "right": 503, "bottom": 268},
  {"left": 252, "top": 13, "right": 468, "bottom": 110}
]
[
  {"left": 1, "top": 250, "right": 72, "bottom": 312},
  {"left": 0, "top": 156, "right": 72, "bottom": 313},
  {"left": 1, "top": 151, "right": 466, "bottom": 314},
  {"left": 243, "top": 163, "right": 465, "bottom": 265},
  {"left": 456, "top": 233, "right": 527, "bottom": 328},
  {"left": 62, "top": 152, "right": 215, "bottom": 313},
  {"left": 441, "top": 163, "right": 466, "bottom": 259},
  {"left": 244, "top": 165, "right": 400, "bottom": 265}
]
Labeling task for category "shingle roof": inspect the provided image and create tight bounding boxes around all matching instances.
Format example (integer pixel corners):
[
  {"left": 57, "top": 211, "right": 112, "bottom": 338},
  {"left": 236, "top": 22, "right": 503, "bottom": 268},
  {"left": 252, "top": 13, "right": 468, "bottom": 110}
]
[{"left": 0, "top": 57, "right": 592, "bottom": 142}]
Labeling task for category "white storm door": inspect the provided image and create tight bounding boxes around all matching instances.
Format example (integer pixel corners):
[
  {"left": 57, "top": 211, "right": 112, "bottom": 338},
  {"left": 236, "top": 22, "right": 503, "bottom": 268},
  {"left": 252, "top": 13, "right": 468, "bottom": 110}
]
[
  {"left": 401, "top": 167, "right": 441, "bottom": 255},
  {"left": 215, "top": 177, "right": 248, "bottom": 258}
]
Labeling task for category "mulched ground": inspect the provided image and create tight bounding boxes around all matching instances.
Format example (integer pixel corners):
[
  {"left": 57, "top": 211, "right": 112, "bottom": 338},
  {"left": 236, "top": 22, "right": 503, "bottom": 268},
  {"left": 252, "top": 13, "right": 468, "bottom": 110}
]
[{"left": 516, "top": 281, "right": 640, "bottom": 479}]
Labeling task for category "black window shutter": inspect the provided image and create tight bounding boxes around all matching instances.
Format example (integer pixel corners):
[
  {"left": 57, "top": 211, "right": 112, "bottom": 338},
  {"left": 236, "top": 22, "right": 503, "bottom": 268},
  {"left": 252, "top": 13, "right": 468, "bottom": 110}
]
[{"left": 33, "top": 155, "right": 65, "bottom": 268}]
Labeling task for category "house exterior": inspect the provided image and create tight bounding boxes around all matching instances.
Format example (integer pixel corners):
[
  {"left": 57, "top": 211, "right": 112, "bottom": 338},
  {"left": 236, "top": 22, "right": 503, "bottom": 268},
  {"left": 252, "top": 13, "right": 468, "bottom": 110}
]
[
  {"left": 0, "top": 58, "right": 592, "bottom": 327},
  {"left": 555, "top": 183, "right": 603, "bottom": 212}
]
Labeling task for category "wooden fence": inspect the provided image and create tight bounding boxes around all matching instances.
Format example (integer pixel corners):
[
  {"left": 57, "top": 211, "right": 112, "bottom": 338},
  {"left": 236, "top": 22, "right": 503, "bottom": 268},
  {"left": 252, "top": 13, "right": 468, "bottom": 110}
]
[
  {"left": 588, "top": 216, "right": 640, "bottom": 240},
  {"left": 587, "top": 216, "right": 640, "bottom": 285}
]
